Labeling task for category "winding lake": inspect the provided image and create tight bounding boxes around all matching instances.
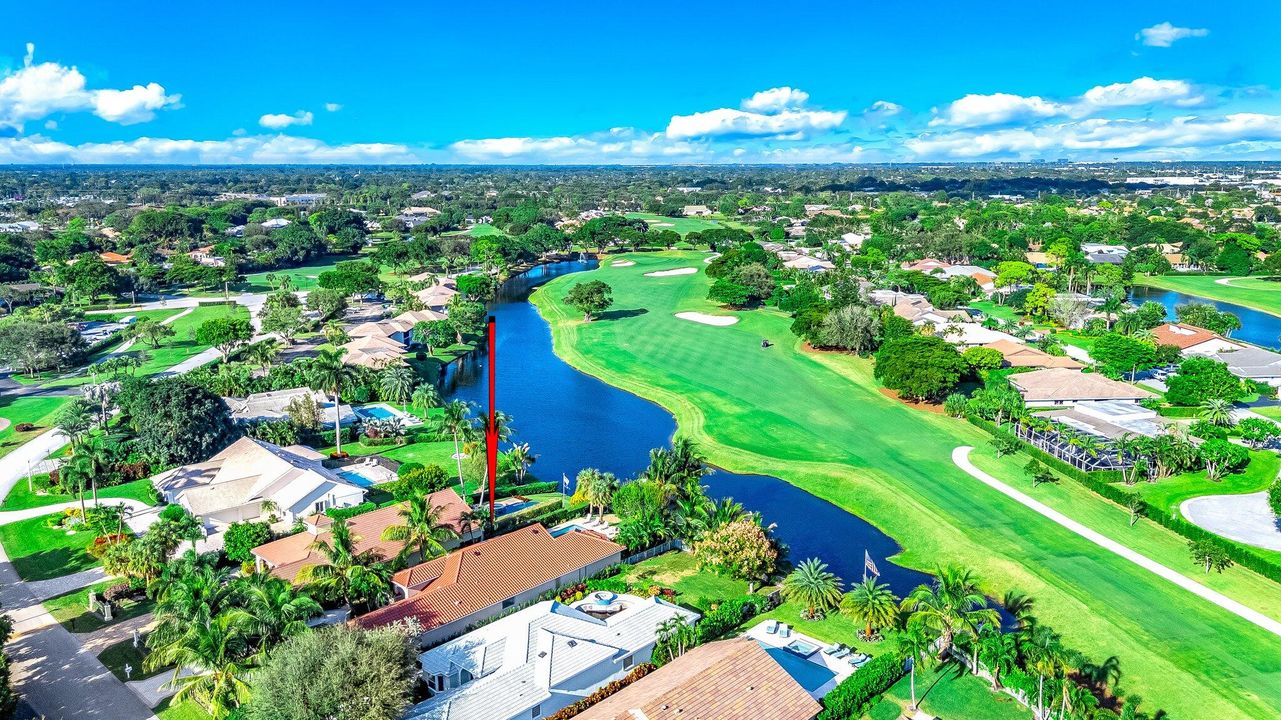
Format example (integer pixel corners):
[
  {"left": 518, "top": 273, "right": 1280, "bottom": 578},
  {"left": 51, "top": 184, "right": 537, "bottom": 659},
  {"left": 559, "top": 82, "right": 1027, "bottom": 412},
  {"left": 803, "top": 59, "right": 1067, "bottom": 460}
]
[
  {"left": 1131, "top": 285, "right": 1281, "bottom": 349},
  {"left": 441, "top": 260, "right": 936, "bottom": 597}
]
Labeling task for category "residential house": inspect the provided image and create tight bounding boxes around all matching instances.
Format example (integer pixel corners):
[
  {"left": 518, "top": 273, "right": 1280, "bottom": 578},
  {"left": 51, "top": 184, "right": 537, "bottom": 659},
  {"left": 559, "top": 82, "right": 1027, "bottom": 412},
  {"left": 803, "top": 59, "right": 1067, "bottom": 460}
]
[
  {"left": 99, "top": 251, "right": 131, "bottom": 265},
  {"left": 250, "top": 488, "right": 473, "bottom": 582},
  {"left": 0, "top": 220, "right": 40, "bottom": 233},
  {"left": 983, "top": 339, "right": 1084, "bottom": 370},
  {"left": 938, "top": 322, "right": 1021, "bottom": 348},
  {"left": 1008, "top": 368, "right": 1155, "bottom": 407},
  {"left": 223, "top": 387, "right": 357, "bottom": 427},
  {"left": 149, "top": 437, "right": 366, "bottom": 530},
  {"left": 405, "top": 594, "right": 698, "bottom": 720},
  {"left": 1035, "top": 401, "right": 1166, "bottom": 440},
  {"left": 1209, "top": 346, "right": 1281, "bottom": 387},
  {"left": 783, "top": 255, "right": 835, "bottom": 272},
  {"left": 355, "top": 525, "right": 624, "bottom": 647},
  {"left": 1150, "top": 323, "right": 1244, "bottom": 356},
  {"left": 682, "top": 205, "right": 712, "bottom": 217},
  {"left": 838, "top": 232, "right": 867, "bottom": 249},
  {"left": 349, "top": 309, "right": 449, "bottom": 347},
  {"left": 901, "top": 258, "right": 949, "bottom": 273},
  {"left": 572, "top": 638, "right": 822, "bottom": 720},
  {"left": 340, "top": 333, "right": 407, "bottom": 369},
  {"left": 261, "top": 218, "right": 291, "bottom": 229}
]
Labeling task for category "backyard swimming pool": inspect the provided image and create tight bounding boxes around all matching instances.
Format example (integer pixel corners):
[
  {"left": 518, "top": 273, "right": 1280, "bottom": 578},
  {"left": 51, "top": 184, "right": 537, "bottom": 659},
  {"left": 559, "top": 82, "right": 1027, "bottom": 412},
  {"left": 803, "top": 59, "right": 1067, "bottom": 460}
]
[
  {"left": 354, "top": 403, "right": 423, "bottom": 426},
  {"left": 762, "top": 645, "right": 836, "bottom": 693}
]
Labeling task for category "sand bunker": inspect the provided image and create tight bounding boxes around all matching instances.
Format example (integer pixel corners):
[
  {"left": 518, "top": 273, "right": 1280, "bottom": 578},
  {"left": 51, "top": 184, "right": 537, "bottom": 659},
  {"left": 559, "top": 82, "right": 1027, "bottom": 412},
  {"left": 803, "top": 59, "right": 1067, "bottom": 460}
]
[
  {"left": 611, "top": 260, "right": 636, "bottom": 267},
  {"left": 645, "top": 267, "right": 698, "bottom": 277},
  {"left": 675, "top": 311, "right": 739, "bottom": 326}
]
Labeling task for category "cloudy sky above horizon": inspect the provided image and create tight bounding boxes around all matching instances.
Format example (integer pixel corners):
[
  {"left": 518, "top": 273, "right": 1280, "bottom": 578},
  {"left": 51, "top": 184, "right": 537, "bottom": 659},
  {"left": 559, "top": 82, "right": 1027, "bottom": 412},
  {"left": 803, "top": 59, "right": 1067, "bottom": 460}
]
[{"left": 2, "top": 1, "right": 1278, "bottom": 165}]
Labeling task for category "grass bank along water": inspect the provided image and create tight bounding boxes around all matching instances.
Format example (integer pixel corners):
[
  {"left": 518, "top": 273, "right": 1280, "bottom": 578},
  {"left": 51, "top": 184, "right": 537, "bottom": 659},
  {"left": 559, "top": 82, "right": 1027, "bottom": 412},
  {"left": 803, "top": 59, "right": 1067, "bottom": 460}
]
[{"left": 530, "top": 250, "right": 1281, "bottom": 720}]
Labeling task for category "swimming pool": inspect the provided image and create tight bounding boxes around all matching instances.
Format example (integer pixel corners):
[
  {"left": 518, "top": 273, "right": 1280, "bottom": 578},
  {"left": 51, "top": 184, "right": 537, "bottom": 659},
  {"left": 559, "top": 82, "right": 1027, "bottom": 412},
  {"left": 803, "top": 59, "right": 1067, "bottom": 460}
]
[
  {"left": 550, "top": 523, "right": 587, "bottom": 537},
  {"left": 494, "top": 500, "right": 536, "bottom": 516},
  {"left": 762, "top": 645, "right": 835, "bottom": 693},
  {"left": 337, "top": 470, "right": 374, "bottom": 487},
  {"left": 356, "top": 405, "right": 397, "bottom": 420}
]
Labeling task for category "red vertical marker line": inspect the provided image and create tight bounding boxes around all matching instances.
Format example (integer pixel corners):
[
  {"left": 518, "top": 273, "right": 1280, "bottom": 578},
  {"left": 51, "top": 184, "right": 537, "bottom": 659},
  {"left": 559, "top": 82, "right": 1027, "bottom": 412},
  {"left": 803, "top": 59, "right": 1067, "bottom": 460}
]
[{"left": 486, "top": 315, "right": 498, "bottom": 518}]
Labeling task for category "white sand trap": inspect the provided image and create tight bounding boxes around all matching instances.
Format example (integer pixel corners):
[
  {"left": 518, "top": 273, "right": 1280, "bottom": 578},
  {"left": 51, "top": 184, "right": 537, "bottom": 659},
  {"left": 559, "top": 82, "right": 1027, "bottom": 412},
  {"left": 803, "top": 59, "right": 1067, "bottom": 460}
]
[
  {"left": 645, "top": 267, "right": 699, "bottom": 277},
  {"left": 703, "top": 253, "right": 721, "bottom": 264},
  {"left": 676, "top": 311, "right": 739, "bottom": 326},
  {"left": 611, "top": 260, "right": 636, "bottom": 267}
]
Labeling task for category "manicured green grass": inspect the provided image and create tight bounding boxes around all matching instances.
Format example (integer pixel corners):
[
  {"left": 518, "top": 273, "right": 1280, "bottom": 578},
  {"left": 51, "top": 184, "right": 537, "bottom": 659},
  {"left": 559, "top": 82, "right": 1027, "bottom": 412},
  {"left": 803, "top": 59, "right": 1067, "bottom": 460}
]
[
  {"left": 154, "top": 697, "right": 212, "bottom": 720},
  {"left": 0, "top": 513, "right": 100, "bottom": 581},
  {"left": 967, "top": 299, "right": 1023, "bottom": 324},
  {"left": 623, "top": 212, "right": 726, "bottom": 236},
  {"left": 0, "top": 395, "right": 69, "bottom": 461},
  {"left": 618, "top": 551, "right": 749, "bottom": 610},
  {"left": 1252, "top": 405, "right": 1281, "bottom": 421},
  {"left": 531, "top": 250, "right": 1281, "bottom": 720},
  {"left": 879, "top": 664, "right": 1031, "bottom": 720},
  {"left": 99, "top": 638, "right": 166, "bottom": 682},
  {"left": 1128, "top": 451, "right": 1280, "bottom": 518},
  {"left": 2, "top": 477, "right": 155, "bottom": 512},
  {"left": 43, "top": 580, "right": 154, "bottom": 633},
  {"left": 237, "top": 255, "right": 361, "bottom": 293},
  {"left": 1137, "top": 274, "right": 1281, "bottom": 318}
]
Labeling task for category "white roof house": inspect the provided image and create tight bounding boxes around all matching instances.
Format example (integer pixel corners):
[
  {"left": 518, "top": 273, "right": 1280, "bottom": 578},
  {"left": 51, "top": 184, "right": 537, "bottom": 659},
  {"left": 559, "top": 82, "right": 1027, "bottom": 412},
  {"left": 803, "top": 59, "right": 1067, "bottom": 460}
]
[
  {"left": 261, "top": 218, "right": 291, "bottom": 229},
  {"left": 406, "top": 594, "right": 698, "bottom": 720},
  {"left": 938, "top": 322, "right": 1022, "bottom": 348},
  {"left": 223, "top": 388, "right": 357, "bottom": 426},
  {"left": 1210, "top": 346, "right": 1281, "bottom": 387},
  {"left": 150, "top": 437, "right": 366, "bottom": 529}
]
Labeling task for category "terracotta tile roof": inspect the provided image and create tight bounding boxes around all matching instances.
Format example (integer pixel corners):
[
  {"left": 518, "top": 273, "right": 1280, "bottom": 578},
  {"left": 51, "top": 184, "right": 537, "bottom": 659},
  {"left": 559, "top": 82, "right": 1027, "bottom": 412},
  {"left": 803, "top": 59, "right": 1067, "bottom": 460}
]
[
  {"left": 252, "top": 489, "right": 469, "bottom": 583},
  {"left": 572, "top": 638, "right": 821, "bottom": 720},
  {"left": 983, "top": 339, "right": 1084, "bottom": 369},
  {"left": 354, "top": 524, "right": 623, "bottom": 631},
  {"left": 1150, "top": 323, "right": 1224, "bottom": 350}
]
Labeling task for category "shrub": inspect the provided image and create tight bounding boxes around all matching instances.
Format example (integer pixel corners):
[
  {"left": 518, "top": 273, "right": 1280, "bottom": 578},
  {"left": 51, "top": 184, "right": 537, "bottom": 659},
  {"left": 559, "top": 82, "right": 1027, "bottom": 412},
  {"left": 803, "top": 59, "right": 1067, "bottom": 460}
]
[
  {"left": 158, "top": 504, "right": 191, "bottom": 523},
  {"left": 396, "top": 462, "right": 424, "bottom": 479},
  {"left": 326, "top": 502, "right": 376, "bottom": 522},
  {"left": 102, "top": 582, "right": 141, "bottom": 603},
  {"left": 695, "top": 595, "right": 766, "bottom": 643},
  {"left": 1269, "top": 479, "right": 1281, "bottom": 517},
  {"left": 223, "top": 521, "right": 273, "bottom": 563},
  {"left": 816, "top": 653, "right": 907, "bottom": 720},
  {"left": 942, "top": 393, "right": 969, "bottom": 418}
]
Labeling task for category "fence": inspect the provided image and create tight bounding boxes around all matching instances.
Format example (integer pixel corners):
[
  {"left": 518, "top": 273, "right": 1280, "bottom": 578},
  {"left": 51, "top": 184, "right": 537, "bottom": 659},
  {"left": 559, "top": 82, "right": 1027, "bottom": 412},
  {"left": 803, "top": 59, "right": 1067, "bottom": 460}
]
[{"left": 623, "top": 539, "right": 683, "bottom": 565}]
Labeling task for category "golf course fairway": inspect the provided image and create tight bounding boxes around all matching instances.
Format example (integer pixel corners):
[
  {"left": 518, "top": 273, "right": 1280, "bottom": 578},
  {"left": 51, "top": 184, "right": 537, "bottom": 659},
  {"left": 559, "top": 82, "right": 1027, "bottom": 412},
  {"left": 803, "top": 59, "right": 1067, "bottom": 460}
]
[{"left": 530, "top": 251, "right": 1281, "bottom": 719}]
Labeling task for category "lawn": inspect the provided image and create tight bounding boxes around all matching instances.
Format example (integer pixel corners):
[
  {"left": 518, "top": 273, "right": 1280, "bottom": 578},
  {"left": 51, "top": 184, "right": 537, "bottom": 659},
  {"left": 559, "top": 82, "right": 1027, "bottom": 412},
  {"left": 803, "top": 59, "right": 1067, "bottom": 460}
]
[
  {"left": 0, "top": 395, "right": 69, "bottom": 461},
  {"left": 99, "top": 638, "right": 167, "bottom": 682},
  {"left": 2, "top": 477, "right": 155, "bottom": 512},
  {"left": 236, "top": 254, "right": 361, "bottom": 293},
  {"left": 154, "top": 697, "right": 212, "bottom": 720},
  {"left": 966, "top": 299, "right": 1024, "bottom": 324},
  {"left": 43, "top": 580, "right": 154, "bottom": 633},
  {"left": 530, "top": 250, "right": 1281, "bottom": 720},
  {"left": 1136, "top": 274, "right": 1281, "bottom": 318},
  {"left": 616, "top": 551, "right": 749, "bottom": 610},
  {"left": 875, "top": 664, "right": 1031, "bottom": 720},
  {"left": 0, "top": 513, "right": 100, "bottom": 581},
  {"left": 623, "top": 212, "right": 727, "bottom": 236}
]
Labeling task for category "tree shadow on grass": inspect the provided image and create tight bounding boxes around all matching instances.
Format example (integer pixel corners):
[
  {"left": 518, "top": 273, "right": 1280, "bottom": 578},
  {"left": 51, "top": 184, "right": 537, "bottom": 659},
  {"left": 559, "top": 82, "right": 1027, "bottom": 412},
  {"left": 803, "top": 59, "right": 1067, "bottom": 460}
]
[
  {"left": 596, "top": 308, "right": 649, "bottom": 321},
  {"left": 12, "top": 546, "right": 97, "bottom": 583}
]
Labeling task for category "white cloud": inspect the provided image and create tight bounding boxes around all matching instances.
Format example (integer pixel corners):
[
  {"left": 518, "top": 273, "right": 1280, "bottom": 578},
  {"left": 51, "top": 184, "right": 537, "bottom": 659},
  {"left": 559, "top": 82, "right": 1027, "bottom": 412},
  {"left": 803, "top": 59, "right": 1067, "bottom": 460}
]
[
  {"left": 325, "top": 102, "right": 342, "bottom": 112},
  {"left": 905, "top": 113, "right": 1281, "bottom": 160},
  {"left": 0, "top": 44, "right": 179, "bottom": 131},
  {"left": 865, "top": 100, "right": 903, "bottom": 116},
  {"left": 1137, "top": 22, "right": 1209, "bottom": 48},
  {"left": 43, "top": 119, "right": 56, "bottom": 130},
  {"left": 741, "top": 87, "right": 809, "bottom": 112},
  {"left": 258, "top": 111, "right": 314, "bottom": 129},
  {"left": 449, "top": 128, "right": 704, "bottom": 163},
  {"left": 929, "top": 93, "right": 1067, "bottom": 128},
  {"left": 0, "top": 133, "right": 418, "bottom": 164},
  {"left": 1079, "top": 77, "right": 1204, "bottom": 109},
  {"left": 666, "top": 107, "right": 846, "bottom": 139}
]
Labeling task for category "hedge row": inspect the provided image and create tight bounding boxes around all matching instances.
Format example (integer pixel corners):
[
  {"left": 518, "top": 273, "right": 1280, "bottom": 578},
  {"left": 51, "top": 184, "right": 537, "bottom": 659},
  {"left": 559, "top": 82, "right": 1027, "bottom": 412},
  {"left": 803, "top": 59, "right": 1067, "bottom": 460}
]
[
  {"left": 968, "top": 416, "right": 1281, "bottom": 584},
  {"left": 1155, "top": 405, "right": 1202, "bottom": 418},
  {"left": 544, "top": 663, "right": 656, "bottom": 720},
  {"left": 816, "top": 653, "right": 907, "bottom": 720},
  {"left": 325, "top": 501, "right": 377, "bottom": 521},
  {"left": 494, "top": 480, "right": 558, "bottom": 496}
]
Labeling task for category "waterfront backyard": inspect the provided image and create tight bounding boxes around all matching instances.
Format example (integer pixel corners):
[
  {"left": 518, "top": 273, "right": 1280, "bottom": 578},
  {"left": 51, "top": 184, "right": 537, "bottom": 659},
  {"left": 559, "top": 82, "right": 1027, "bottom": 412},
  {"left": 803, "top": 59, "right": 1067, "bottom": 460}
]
[{"left": 530, "top": 251, "right": 1281, "bottom": 719}]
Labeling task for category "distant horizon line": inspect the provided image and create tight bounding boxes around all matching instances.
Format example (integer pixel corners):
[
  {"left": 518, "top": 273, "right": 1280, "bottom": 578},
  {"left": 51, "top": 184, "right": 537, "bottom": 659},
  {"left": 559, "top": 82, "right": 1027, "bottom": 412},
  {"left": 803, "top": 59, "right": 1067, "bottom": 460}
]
[{"left": 1, "top": 160, "right": 1280, "bottom": 169}]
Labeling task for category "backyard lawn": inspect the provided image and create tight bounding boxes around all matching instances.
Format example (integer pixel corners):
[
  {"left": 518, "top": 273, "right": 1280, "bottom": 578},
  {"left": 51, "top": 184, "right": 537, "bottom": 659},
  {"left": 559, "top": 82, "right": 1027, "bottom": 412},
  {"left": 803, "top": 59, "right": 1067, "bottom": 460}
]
[
  {"left": 616, "top": 551, "right": 748, "bottom": 610},
  {"left": 874, "top": 664, "right": 1031, "bottom": 720},
  {"left": 0, "top": 513, "right": 100, "bottom": 581},
  {"left": 154, "top": 697, "right": 212, "bottom": 720},
  {"left": 1136, "top": 274, "right": 1281, "bottom": 317},
  {"left": 0, "top": 395, "right": 69, "bottom": 461},
  {"left": 43, "top": 579, "right": 155, "bottom": 633},
  {"left": 2, "top": 477, "right": 155, "bottom": 512},
  {"left": 531, "top": 250, "right": 1281, "bottom": 720}
]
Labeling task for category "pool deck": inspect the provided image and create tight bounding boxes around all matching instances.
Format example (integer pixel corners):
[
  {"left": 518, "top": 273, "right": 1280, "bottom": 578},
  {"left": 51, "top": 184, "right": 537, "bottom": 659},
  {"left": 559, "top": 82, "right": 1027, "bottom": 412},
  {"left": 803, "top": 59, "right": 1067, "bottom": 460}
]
[
  {"left": 744, "top": 620, "right": 857, "bottom": 698},
  {"left": 354, "top": 402, "right": 424, "bottom": 427}
]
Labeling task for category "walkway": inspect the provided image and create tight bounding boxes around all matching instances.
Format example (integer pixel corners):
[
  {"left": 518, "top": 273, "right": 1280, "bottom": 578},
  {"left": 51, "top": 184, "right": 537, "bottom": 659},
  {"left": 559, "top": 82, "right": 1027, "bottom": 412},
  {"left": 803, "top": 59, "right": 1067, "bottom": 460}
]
[
  {"left": 0, "top": 427, "right": 69, "bottom": 502},
  {"left": 951, "top": 446, "right": 1281, "bottom": 639},
  {"left": 0, "top": 498, "right": 153, "bottom": 526}
]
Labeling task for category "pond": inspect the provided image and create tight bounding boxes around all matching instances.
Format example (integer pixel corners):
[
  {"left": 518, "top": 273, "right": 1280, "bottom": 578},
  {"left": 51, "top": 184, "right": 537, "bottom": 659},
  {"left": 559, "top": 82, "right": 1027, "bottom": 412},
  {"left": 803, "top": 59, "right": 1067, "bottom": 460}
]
[
  {"left": 1130, "top": 285, "right": 1281, "bottom": 349},
  {"left": 441, "top": 260, "right": 935, "bottom": 598}
]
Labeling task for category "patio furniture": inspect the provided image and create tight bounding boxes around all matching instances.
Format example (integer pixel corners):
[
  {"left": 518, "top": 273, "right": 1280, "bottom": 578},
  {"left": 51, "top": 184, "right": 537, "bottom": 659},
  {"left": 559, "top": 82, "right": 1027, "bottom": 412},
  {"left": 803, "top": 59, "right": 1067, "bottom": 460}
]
[
  {"left": 832, "top": 646, "right": 851, "bottom": 659},
  {"left": 765, "top": 620, "right": 778, "bottom": 635},
  {"left": 779, "top": 624, "right": 791, "bottom": 638},
  {"left": 822, "top": 643, "right": 841, "bottom": 655}
]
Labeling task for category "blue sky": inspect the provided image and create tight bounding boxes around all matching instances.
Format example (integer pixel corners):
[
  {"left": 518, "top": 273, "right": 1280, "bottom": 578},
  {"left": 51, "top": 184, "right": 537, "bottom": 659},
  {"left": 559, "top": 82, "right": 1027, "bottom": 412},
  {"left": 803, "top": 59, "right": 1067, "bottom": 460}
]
[{"left": 1, "top": 1, "right": 1279, "bottom": 164}]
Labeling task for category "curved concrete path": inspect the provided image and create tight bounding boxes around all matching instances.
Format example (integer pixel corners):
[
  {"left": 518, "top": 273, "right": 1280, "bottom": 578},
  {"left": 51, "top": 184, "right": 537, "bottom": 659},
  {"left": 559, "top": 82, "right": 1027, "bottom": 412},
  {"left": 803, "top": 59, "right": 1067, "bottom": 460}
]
[
  {"left": 952, "top": 446, "right": 1281, "bottom": 639},
  {"left": 1182, "top": 492, "right": 1281, "bottom": 552}
]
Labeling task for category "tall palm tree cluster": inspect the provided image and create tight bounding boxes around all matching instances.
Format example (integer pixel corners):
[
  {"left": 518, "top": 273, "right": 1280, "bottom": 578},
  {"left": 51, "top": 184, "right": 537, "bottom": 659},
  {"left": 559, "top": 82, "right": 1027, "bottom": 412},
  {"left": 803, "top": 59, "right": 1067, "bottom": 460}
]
[
  {"left": 779, "top": 561, "right": 1159, "bottom": 720},
  {"left": 574, "top": 439, "right": 757, "bottom": 553},
  {"left": 144, "top": 551, "right": 323, "bottom": 719}
]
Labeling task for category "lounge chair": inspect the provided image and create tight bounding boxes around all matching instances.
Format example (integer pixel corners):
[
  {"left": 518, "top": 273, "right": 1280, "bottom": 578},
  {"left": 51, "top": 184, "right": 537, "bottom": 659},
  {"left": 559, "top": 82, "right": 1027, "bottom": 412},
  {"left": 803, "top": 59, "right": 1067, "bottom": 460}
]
[
  {"left": 765, "top": 620, "right": 778, "bottom": 635},
  {"left": 821, "top": 643, "right": 841, "bottom": 655},
  {"left": 832, "top": 646, "right": 851, "bottom": 659},
  {"left": 780, "top": 624, "right": 791, "bottom": 638}
]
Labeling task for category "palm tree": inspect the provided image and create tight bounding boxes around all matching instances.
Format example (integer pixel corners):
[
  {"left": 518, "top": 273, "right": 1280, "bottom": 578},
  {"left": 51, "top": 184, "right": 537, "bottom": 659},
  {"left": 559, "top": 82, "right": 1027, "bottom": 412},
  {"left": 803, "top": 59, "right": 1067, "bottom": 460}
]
[
  {"left": 1021, "top": 621, "right": 1068, "bottom": 720},
  {"left": 574, "top": 468, "right": 619, "bottom": 520},
  {"left": 902, "top": 565, "right": 999, "bottom": 661},
  {"left": 145, "top": 612, "right": 254, "bottom": 719},
  {"left": 1200, "top": 398, "right": 1234, "bottom": 428},
  {"left": 411, "top": 384, "right": 441, "bottom": 416},
  {"left": 437, "top": 400, "right": 475, "bottom": 494},
  {"left": 306, "top": 348, "right": 357, "bottom": 457},
  {"left": 72, "top": 434, "right": 117, "bottom": 508},
  {"left": 297, "top": 520, "right": 392, "bottom": 614},
  {"left": 508, "top": 442, "right": 536, "bottom": 484},
  {"left": 380, "top": 495, "right": 459, "bottom": 562},
  {"left": 322, "top": 320, "right": 350, "bottom": 346},
  {"left": 245, "top": 338, "right": 281, "bottom": 372},
  {"left": 1000, "top": 589, "right": 1035, "bottom": 629},
  {"left": 896, "top": 622, "right": 935, "bottom": 712},
  {"left": 58, "top": 452, "right": 94, "bottom": 519},
  {"left": 841, "top": 577, "right": 900, "bottom": 639},
  {"left": 655, "top": 615, "right": 696, "bottom": 663},
  {"left": 781, "top": 558, "right": 844, "bottom": 620},
  {"left": 237, "top": 573, "right": 322, "bottom": 649},
  {"left": 379, "top": 365, "right": 415, "bottom": 411},
  {"left": 977, "top": 625, "right": 1019, "bottom": 690},
  {"left": 458, "top": 506, "right": 491, "bottom": 541}
]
